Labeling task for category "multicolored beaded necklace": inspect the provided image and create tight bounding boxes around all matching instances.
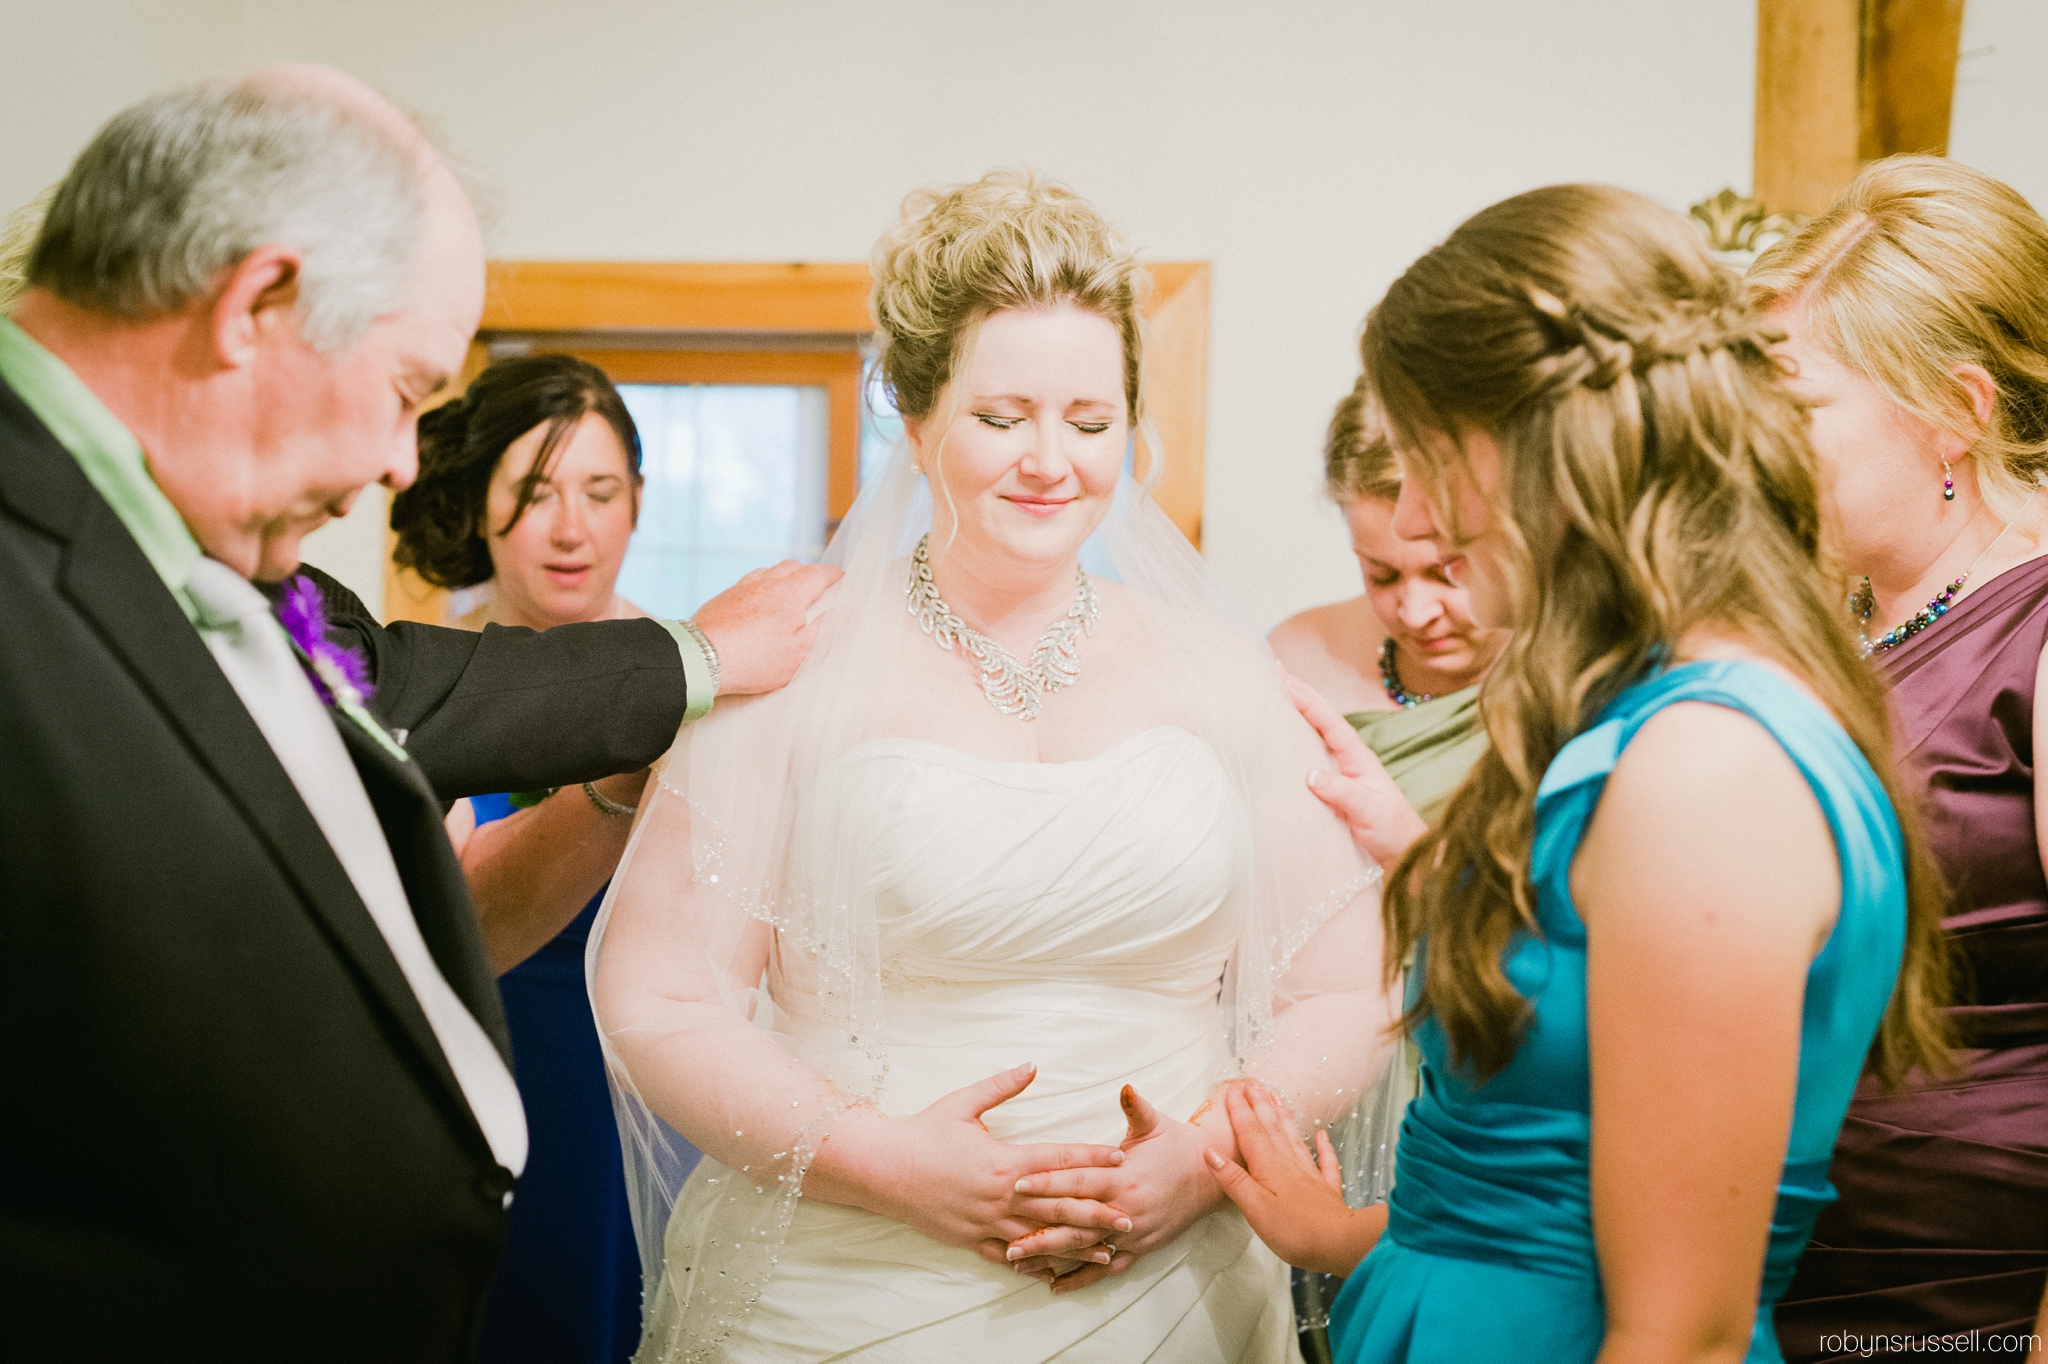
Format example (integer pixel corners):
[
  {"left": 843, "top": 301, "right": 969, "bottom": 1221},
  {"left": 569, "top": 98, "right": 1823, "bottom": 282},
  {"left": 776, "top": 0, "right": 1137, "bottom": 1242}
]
[
  {"left": 1853, "top": 514, "right": 2023, "bottom": 657},
  {"left": 1377, "top": 637, "right": 1434, "bottom": 708}
]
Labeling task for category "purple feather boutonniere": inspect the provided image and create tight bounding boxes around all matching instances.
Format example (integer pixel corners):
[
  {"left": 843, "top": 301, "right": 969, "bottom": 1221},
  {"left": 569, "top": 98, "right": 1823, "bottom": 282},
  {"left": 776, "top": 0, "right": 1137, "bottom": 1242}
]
[{"left": 276, "top": 575, "right": 409, "bottom": 763}]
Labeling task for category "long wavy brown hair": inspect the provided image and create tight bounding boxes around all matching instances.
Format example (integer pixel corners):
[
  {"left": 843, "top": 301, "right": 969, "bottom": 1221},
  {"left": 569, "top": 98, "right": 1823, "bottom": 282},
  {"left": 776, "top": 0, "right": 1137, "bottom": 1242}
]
[{"left": 1364, "top": 183, "right": 1951, "bottom": 1086}]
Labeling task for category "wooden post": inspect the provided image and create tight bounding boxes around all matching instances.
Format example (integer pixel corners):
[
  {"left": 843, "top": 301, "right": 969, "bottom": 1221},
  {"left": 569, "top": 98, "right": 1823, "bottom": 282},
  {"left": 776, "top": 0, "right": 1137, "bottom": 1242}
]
[
  {"left": 1754, "top": 0, "right": 1862, "bottom": 217},
  {"left": 1859, "top": 0, "right": 1967, "bottom": 161},
  {"left": 1753, "top": 0, "right": 1968, "bottom": 218}
]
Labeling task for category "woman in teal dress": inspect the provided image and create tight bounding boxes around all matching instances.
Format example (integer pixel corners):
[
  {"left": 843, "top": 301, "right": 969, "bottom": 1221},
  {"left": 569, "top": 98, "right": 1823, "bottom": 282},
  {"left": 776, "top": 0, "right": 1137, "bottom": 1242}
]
[{"left": 1209, "top": 183, "right": 1955, "bottom": 1364}]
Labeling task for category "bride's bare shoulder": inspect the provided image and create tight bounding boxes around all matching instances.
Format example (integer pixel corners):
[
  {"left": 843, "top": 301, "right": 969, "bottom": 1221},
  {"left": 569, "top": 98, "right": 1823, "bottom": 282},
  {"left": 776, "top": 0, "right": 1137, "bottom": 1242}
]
[{"left": 1095, "top": 579, "right": 1277, "bottom": 679}]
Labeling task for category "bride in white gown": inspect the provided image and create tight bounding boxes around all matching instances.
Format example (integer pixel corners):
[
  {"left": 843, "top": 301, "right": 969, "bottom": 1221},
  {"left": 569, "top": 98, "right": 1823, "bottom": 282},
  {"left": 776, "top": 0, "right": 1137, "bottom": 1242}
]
[{"left": 589, "top": 170, "right": 1395, "bottom": 1363}]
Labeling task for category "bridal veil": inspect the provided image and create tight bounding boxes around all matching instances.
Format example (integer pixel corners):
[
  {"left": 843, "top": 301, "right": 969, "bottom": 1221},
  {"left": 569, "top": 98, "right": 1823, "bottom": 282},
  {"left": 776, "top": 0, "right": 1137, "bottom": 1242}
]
[{"left": 587, "top": 441, "right": 1394, "bottom": 1360}]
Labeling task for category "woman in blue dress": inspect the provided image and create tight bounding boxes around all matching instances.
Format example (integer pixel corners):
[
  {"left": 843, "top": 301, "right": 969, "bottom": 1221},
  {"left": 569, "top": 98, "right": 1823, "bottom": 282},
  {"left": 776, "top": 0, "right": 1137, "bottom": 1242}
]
[
  {"left": 392, "top": 354, "right": 686, "bottom": 1364},
  {"left": 1209, "top": 183, "right": 1955, "bottom": 1363}
]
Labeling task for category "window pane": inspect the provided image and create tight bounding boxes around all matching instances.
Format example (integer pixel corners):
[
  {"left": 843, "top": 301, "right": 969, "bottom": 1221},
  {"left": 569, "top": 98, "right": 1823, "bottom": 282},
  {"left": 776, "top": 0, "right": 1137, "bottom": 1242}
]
[
  {"left": 614, "top": 383, "right": 829, "bottom": 618},
  {"left": 860, "top": 359, "right": 903, "bottom": 486}
]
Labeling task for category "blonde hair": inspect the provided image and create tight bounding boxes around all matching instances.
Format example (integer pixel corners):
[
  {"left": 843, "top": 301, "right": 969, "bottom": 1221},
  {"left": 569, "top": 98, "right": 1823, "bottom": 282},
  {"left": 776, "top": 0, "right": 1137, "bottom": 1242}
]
[
  {"left": 1325, "top": 373, "right": 1401, "bottom": 502},
  {"left": 1366, "top": 183, "right": 1951, "bottom": 1086},
  {"left": 0, "top": 185, "right": 57, "bottom": 316},
  {"left": 1746, "top": 156, "right": 2048, "bottom": 521},
  {"left": 869, "top": 169, "right": 1148, "bottom": 423}
]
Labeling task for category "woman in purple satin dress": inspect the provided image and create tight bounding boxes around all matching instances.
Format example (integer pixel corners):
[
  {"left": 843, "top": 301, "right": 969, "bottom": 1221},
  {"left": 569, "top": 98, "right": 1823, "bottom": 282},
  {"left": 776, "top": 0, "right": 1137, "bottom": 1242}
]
[{"left": 1750, "top": 156, "right": 2048, "bottom": 1361}]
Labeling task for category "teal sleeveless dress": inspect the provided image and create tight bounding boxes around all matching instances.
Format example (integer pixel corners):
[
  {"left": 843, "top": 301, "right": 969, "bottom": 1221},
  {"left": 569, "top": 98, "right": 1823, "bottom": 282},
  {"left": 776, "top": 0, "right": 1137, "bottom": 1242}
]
[{"left": 1326, "top": 661, "right": 1909, "bottom": 1364}]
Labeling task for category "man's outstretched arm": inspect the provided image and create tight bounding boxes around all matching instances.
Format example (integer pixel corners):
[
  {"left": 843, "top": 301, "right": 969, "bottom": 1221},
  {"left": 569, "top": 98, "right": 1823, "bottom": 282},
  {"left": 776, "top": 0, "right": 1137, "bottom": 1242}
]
[{"left": 291, "top": 560, "right": 837, "bottom": 798}]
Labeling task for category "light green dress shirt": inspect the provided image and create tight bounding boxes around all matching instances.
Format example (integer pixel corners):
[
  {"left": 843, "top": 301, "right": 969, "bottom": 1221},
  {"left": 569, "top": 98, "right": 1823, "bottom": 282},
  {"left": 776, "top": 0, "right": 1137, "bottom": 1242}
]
[{"left": 0, "top": 317, "right": 202, "bottom": 624}]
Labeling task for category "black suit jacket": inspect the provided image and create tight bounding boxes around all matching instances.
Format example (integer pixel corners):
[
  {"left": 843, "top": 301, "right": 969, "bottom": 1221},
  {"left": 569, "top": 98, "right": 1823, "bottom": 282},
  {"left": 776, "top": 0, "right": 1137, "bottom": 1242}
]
[{"left": 0, "top": 374, "right": 687, "bottom": 1361}]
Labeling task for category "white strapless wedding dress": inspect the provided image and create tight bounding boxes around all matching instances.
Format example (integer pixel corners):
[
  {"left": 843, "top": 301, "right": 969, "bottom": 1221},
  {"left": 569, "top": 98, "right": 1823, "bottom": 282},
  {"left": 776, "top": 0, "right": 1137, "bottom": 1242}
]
[{"left": 638, "top": 727, "right": 1300, "bottom": 1362}]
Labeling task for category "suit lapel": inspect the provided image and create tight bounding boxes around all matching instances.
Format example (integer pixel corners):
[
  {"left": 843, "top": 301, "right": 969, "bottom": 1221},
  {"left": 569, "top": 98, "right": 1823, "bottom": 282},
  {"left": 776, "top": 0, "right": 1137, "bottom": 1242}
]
[
  {"left": 9, "top": 404, "right": 491, "bottom": 1149},
  {"left": 334, "top": 711, "right": 513, "bottom": 1062}
]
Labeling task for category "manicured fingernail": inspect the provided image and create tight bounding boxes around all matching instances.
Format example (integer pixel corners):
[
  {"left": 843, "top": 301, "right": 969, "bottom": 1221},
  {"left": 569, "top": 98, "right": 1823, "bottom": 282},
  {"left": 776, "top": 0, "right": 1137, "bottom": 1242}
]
[
  {"left": 1093, "top": 1251, "right": 1110, "bottom": 1264},
  {"left": 1307, "top": 769, "right": 1327, "bottom": 788},
  {"left": 1007, "top": 1247, "right": 1024, "bottom": 1262},
  {"left": 1205, "top": 1150, "right": 1225, "bottom": 1168},
  {"left": 1015, "top": 1179, "right": 1032, "bottom": 1194},
  {"left": 1114, "top": 1217, "right": 1132, "bottom": 1231},
  {"left": 1110, "top": 1150, "right": 1125, "bottom": 1164}
]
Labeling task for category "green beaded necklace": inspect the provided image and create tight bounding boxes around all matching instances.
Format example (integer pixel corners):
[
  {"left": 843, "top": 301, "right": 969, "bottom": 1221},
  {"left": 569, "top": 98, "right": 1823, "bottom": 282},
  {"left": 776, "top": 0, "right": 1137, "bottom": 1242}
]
[{"left": 1377, "top": 637, "right": 1435, "bottom": 708}]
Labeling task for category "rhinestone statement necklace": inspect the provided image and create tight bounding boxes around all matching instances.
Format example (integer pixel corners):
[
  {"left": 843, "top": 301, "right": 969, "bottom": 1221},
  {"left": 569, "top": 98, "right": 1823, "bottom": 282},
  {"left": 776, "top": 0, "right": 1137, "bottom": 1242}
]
[
  {"left": 1377, "top": 637, "right": 1434, "bottom": 708},
  {"left": 907, "top": 535, "right": 1099, "bottom": 721}
]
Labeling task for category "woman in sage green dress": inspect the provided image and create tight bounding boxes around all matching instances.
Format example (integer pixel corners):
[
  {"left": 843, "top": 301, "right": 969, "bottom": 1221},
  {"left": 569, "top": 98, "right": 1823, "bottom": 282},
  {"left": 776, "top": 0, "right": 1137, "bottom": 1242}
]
[{"left": 1270, "top": 375, "right": 1498, "bottom": 834}]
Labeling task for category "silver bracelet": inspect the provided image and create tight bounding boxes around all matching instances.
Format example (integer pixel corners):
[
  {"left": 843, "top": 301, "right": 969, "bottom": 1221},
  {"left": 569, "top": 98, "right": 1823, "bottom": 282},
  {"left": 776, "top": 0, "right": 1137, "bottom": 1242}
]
[
  {"left": 680, "top": 618, "right": 721, "bottom": 693},
  {"left": 678, "top": 618, "right": 721, "bottom": 722},
  {"left": 582, "top": 780, "right": 637, "bottom": 819}
]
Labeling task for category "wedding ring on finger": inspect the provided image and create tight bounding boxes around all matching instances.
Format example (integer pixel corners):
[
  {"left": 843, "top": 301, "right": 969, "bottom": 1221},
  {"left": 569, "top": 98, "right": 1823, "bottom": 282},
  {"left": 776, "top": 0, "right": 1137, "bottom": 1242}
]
[{"left": 1102, "top": 1243, "right": 1116, "bottom": 1258}]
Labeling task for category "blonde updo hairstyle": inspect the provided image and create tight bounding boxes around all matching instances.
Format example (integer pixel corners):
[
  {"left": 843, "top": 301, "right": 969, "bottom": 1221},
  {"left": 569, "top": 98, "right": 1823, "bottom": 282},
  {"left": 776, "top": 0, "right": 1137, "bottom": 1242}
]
[
  {"left": 1746, "top": 155, "right": 2048, "bottom": 522},
  {"left": 1325, "top": 373, "right": 1402, "bottom": 503},
  {"left": 1367, "top": 183, "right": 1952, "bottom": 1087},
  {"left": 870, "top": 169, "right": 1149, "bottom": 470}
]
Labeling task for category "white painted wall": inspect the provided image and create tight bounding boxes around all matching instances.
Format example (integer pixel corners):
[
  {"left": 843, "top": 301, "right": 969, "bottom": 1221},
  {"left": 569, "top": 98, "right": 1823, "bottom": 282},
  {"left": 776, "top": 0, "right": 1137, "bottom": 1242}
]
[
  {"left": 3, "top": 0, "right": 1758, "bottom": 628},
  {"left": 1948, "top": 0, "right": 2048, "bottom": 216}
]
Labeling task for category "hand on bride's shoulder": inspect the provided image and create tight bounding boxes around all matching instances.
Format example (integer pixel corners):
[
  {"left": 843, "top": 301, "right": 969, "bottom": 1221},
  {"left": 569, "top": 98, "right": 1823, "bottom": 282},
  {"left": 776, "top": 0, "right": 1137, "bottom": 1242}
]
[
  {"left": 1285, "top": 668, "right": 1428, "bottom": 867},
  {"left": 802, "top": 1062, "right": 1133, "bottom": 1271},
  {"left": 692, "top": 560, "right": 842, "bottom": 696}
]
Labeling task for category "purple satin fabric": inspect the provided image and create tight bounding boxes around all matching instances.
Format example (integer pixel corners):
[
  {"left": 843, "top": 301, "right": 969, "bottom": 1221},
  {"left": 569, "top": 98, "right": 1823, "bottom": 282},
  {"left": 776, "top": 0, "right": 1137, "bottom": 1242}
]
[{"left": 1777, "top": 554, "right": 2048, "bottom": 1363}]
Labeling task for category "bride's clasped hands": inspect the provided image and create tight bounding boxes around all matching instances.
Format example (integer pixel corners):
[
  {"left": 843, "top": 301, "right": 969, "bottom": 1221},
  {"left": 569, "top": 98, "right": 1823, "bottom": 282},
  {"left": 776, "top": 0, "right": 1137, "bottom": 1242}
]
[
  {"left": 806, "top": 1061, "right": 1253, "bottom": 1295},
  {"left": 802, "top": 1061, "right": 1136, "bottom": 1273},
  {"left": 1004, "top": 1082, "right": 1252, "bottom": 1290}
]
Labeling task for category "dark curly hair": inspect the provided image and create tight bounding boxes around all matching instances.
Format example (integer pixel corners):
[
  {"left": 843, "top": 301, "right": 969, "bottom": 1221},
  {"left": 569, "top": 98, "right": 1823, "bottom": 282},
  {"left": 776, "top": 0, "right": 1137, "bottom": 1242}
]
[{"left": 390, "top": 353, "right": 641, "bottom": 590}]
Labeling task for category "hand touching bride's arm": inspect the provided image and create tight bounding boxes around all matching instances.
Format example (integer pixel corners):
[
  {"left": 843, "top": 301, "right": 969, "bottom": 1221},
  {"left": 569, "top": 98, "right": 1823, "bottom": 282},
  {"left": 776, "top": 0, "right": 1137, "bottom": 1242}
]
[{"left": 594, "top": 866, "right": 1132, "bottom": 1271}]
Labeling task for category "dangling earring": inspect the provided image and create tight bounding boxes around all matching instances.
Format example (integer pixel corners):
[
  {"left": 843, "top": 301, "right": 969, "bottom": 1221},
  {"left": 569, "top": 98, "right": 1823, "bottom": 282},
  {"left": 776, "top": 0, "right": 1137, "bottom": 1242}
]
[{"left": 1943, "top": 459, "right": 1956, "bottom": 502}]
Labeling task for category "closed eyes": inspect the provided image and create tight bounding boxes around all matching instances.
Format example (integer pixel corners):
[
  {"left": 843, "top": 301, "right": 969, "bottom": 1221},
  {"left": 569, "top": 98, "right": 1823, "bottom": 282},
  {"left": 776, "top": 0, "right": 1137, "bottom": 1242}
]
[{"left": 973, "top": 412, "right": 1114, "bottom": 435}]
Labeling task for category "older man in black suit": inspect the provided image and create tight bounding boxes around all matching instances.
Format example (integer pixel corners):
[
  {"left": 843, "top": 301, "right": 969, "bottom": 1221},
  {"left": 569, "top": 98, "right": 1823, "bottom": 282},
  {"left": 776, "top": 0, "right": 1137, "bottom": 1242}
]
[{"left": 0, "top": 64, "right": 833, "bottom": 1360}]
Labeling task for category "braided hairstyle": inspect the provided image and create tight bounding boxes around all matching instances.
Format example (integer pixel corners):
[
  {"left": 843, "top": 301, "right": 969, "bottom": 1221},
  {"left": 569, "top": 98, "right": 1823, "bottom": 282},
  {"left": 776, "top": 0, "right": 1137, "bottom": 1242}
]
[
  {"left": 1366, "top": 183, "right": 1951, "bottom": 1085},
  {"left": 390, "top": 353, "right": 641, "bottom": 590}
]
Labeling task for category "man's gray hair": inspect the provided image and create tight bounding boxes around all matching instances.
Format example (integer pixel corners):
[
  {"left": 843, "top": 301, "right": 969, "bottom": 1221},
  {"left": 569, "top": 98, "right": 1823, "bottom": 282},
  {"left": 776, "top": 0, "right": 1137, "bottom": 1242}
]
[{"left": 29, "top": 80, "right": 423, "bottom": 352}]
